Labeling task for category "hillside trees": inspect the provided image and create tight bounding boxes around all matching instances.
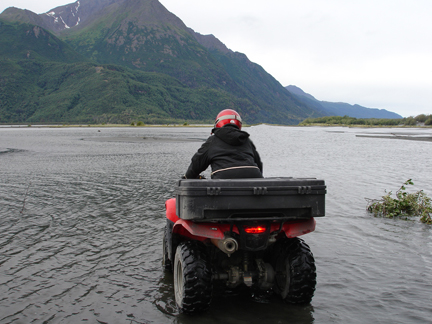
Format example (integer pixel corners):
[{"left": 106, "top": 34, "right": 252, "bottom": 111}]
[{"left": 299, "top": 115, "right": 431, "bottom": 127}]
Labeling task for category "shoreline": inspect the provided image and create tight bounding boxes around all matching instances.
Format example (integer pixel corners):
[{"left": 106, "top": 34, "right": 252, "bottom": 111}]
[
  {"left": 0, "top": 124, "right": 213, "bottom": 129},
  {"left": 1, "top": 123, "right": 432, "bottom": 129}
]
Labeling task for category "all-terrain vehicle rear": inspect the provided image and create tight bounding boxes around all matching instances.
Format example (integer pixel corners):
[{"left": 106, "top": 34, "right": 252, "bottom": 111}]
[{"left": 163, "top": 177, "right": 326, "bottom": 313}]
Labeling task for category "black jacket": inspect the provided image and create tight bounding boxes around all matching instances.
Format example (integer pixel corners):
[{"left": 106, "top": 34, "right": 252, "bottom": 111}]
[{"left": 185, "top": 125, "right": 263, "bottom": 179}]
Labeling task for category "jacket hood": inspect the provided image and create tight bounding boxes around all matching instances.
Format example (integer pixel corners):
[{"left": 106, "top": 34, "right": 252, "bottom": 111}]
[{"left": 213, "top": 125, "right": 250, "bottom": 146}]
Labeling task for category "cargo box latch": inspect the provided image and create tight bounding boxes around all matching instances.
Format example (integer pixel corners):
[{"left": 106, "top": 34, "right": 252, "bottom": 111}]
[
  {"left": 298, "top": 186, "right": 312, "bottom": 194},
  {"left": 254, "top": 187, "right": 268, "bottom": 195},
  {"left": 207, "top": 187, "right": 222, "bottom": 195}
]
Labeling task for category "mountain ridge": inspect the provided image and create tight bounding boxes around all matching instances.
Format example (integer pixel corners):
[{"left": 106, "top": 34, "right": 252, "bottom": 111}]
[{"left": 285, "top": 85, "right": 402, "bottom": 119}]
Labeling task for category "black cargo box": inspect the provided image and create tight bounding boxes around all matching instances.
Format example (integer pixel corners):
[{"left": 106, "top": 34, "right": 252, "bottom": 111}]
[{"left": 176, "top": 177, "right": 326, "bottom": 222}]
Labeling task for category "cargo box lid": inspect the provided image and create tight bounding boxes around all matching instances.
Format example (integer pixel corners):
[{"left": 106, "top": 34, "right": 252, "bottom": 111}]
[
  {"left": 177, "top": 177, "right": 324, "bottom": 189},
  {"left": 176, "top": 177, "right": 326, "bottom": 196}
]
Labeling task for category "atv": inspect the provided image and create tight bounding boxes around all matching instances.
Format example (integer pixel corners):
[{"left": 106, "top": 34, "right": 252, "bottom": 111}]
[{"left": 163, "top": 177, "right": 326, "bottom": 314}]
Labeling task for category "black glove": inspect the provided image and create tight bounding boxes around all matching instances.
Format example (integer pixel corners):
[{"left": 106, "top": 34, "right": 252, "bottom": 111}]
[{"left": 181, "top": 174, "right": 206, "bottom": 179}]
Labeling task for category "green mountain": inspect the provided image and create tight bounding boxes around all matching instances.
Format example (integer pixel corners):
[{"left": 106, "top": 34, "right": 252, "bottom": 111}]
[
  {"left": 0, "top": 20, "right": 258, "bottom": 124},
  {"left": 1, "top": 59, "right": 258, "bottom": 124},
  {"left": 0, "top": 0, "right": 325, "bottom": 124}
]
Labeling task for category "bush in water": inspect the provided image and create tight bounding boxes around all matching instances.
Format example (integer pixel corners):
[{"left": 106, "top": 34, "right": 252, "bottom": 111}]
[{"left": 366, "top": 179, "right": 432, "bottom": 224}]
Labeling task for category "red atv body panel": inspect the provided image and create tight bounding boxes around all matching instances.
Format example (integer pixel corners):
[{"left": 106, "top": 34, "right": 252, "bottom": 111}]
[{"left": 165, "top": 198, "right": 315, "bottom": 240}]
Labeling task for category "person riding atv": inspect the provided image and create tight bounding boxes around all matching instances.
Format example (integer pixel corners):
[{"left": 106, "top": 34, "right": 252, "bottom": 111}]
[
  {"left": 184, "top": 109, "right": 263, "bottom": 179},
  {"left": 164, "top": 110, "right": 326, "bottom": 314}
]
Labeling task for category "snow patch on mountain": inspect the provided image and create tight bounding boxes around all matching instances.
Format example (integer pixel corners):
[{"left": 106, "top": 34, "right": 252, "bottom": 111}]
[
  {"left": 42, "top": 0, "right": 81, "bottom": 30},
  {"left": 60, "top": 16, "right": 70, "bottom": 28}
]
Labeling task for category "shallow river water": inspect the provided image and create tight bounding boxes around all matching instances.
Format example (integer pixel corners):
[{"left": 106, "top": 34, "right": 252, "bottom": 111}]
[{"left": 0, "top": 125, "right": 431, "bottom": 324}]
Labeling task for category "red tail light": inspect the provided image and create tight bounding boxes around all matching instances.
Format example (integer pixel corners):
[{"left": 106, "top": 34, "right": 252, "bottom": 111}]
[{"left": 243, "top": 225, "right": 267, "bottom": 234}]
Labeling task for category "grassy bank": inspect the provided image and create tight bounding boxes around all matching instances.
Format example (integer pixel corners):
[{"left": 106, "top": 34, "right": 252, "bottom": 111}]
[{"left": 299, "top": 114, "right": 432, "bottom": 127}]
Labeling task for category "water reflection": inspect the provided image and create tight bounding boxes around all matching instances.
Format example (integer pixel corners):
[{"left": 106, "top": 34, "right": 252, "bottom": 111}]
[{"left": 155, "top": 272, "right": 315, "bottom": 324}]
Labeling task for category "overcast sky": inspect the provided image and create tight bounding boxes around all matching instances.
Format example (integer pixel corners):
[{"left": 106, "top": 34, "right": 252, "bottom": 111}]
[{"left": 1, "top": 0, "right": 431, "bottom": 117}]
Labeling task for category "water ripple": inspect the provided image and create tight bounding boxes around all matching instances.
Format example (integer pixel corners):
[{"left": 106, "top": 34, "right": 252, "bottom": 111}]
[{"left": 1, "top": 126, "right": 431, "bottom": 323}]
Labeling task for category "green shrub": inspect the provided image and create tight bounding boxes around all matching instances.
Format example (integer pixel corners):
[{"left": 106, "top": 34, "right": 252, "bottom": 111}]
[
  {"left": 404, "top": 117, "right": 417, "bottom": 126},
  {"left": 415, "top": 114, "right": 428, "bottom": 122},
  {"left": 136, "top": 121, "right": 144, "bottom": 126},
  {"left": 366, "top": 180, "right": 432, "bottom": 224}
]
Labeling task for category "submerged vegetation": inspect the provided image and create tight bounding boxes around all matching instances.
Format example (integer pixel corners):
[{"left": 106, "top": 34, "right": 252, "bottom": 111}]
[
  {"left": 366, "top": 180, "right": 432, "bottom": 224},
  {"left": 300, "top": 114, "right": 432, "bottom": 127}
]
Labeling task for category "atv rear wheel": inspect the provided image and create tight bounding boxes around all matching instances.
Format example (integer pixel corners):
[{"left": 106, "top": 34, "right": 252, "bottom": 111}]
[
  {"left": 174, "top": 241, "right": 212, "bottom": 313},
  {"left": 272, "top": 237, "right": 316, "bottom": 304}
]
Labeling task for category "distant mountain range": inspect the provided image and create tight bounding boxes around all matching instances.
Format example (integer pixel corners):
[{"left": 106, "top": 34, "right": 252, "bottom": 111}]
[
  {"left": 0, "top": 0, "right": 402, "bottom": 124},
  {"left": 286, "top": 85, "right": 402, "bottom": 119}
]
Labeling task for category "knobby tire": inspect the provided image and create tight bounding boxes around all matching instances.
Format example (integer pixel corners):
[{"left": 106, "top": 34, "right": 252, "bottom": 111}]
[
  {"left": 272, "top": 237, "right": 316, "bottom": 304},
  {"left": 174, "top": 241, "right": 212, "bottom": 314}
]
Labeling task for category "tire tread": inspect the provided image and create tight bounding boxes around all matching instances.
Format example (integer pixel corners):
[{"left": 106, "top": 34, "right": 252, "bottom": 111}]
[
  {"left": 175, "top": 241, "right": 212, "bottom": 313},
  {"left": 272, "top": 237, "right": 316, "bottom": 304}
]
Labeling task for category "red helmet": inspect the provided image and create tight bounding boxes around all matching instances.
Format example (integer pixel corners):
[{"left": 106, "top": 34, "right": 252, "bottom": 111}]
[{"left": 214, "top": 109, "right": 242, "bottom": 130}]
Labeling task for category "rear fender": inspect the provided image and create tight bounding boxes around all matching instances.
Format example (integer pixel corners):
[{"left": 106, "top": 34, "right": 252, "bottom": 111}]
[
  {"left": 173, "top": 219, "right": 237, "bottom": 241},
  {"left": 166, "top": 197, "right": 315, "bottom": 242},
  {"left": 165, "top": 198, "right": 179, "bottom": 223},
  {"left": 282, "top": 218, "right": 316, "bottom": 238}
]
